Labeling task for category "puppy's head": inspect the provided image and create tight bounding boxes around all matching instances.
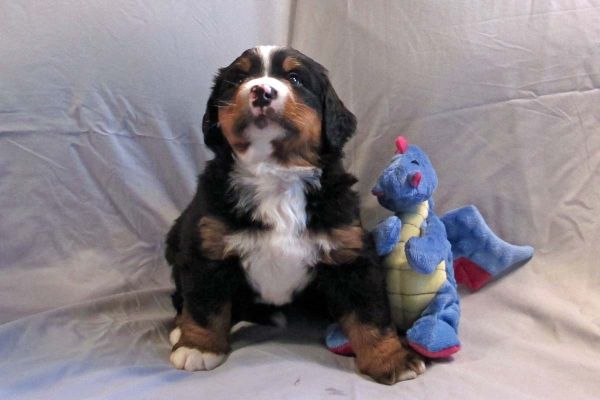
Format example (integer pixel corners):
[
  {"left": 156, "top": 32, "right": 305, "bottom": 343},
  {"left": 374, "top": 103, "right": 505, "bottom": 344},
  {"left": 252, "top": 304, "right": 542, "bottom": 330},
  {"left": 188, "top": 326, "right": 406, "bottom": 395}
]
[{"left": 202, "top": 46, "right": 356, "bottom": 166}]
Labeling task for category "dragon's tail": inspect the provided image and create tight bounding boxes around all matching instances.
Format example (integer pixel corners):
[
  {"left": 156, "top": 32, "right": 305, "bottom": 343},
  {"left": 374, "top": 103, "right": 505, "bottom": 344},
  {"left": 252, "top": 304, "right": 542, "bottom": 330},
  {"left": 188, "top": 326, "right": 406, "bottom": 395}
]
[{"left": 441, "top": 205, "right": 534, "bottom": 291}]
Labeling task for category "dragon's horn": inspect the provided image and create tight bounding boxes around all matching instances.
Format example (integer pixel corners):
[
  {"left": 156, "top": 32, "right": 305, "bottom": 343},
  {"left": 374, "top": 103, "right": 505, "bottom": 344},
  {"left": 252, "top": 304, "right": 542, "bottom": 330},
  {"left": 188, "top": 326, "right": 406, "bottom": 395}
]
[{"left": 395, "top": 136, "right": 408, "bottom": 154}]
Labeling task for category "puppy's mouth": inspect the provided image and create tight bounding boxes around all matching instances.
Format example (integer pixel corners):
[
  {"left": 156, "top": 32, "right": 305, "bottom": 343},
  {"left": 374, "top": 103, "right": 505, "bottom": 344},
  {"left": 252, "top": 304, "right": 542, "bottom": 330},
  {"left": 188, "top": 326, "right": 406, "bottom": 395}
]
[
  {"left": 234, "top": 106, "right": 294, "bottom": 134},
  {"left": 251, "top": 107, "right": 277, "bottom": 129}
]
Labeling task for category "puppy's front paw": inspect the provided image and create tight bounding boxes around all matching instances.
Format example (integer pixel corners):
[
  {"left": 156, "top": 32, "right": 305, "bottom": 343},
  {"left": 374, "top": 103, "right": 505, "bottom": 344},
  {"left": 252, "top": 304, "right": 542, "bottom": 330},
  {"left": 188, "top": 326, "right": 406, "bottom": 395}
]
[
  {"left": 169, "top": 327, "right": 182, "bottom": 346},
  {"left": 170, "top": 346, "right": 227, "bottom": 371},
  {"left": 356, "top": 339, "right": 426, "bottom": 385}
]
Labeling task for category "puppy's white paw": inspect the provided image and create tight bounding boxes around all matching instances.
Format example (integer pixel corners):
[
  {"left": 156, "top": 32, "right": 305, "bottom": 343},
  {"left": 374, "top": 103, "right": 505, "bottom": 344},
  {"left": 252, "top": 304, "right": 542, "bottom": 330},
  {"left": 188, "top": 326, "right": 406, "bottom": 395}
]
[
  {"left": 412, "top": 359, "right": 426, "bottom": 375},
  {"left": 169, "top": 327, "right": 182, "bottom": 346},
  {"left": 170, "top": 346, "right": 226, "bottom": 371},
  {"left": 397, "top": 369, "right": 418, "bottom": 381}
]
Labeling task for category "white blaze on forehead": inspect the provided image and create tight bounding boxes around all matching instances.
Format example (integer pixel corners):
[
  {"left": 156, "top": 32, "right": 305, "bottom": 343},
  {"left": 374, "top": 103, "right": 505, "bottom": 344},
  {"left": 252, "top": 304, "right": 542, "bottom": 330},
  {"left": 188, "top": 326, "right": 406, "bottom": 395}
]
[{"left": 257, "top": 45, "right": 280, "bottom": 76}]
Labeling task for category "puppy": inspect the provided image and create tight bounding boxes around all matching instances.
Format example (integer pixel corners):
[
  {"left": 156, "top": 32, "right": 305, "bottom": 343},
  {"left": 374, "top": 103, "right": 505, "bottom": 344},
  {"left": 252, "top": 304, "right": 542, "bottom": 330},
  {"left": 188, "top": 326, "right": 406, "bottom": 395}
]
[{"left": 165, "top": 46, "right": 425, "bottom": 384}]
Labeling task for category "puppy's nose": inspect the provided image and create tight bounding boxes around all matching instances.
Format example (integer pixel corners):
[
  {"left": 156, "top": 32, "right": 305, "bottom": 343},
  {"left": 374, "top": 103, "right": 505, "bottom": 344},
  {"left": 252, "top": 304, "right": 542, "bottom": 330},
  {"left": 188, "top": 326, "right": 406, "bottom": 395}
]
[{"left": 250, "top": 84, "right": 278, "bottom": 108}]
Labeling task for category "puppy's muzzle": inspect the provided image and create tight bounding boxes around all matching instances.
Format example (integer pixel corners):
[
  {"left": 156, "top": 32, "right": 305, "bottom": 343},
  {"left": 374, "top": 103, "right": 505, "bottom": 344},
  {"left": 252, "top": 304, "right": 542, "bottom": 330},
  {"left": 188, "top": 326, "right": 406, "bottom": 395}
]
[{"left": 244, "top": 77, "right": 289, "bottom": 128}]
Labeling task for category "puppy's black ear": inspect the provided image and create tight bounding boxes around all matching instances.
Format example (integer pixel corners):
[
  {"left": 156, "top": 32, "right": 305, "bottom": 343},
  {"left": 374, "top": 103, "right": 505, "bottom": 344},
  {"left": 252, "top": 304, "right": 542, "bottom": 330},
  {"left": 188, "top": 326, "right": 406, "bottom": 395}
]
[
  {"left": 322, "top": 82, "right": 357, "bottom": 154},
  {"left": 202, "top": 70, "right": 231, "bottom": 159}
]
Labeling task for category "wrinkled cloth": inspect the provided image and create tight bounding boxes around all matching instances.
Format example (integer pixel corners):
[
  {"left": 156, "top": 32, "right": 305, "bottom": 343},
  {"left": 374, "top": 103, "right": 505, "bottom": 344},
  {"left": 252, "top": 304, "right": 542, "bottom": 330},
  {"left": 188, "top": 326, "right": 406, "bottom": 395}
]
[{"left": 1, "top": 1, "right": 599, "bottom": 399}]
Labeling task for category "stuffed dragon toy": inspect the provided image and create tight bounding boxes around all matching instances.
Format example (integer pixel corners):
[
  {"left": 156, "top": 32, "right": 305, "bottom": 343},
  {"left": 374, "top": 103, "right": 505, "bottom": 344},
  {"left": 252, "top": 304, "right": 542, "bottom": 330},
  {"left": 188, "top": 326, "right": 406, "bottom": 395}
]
[{"left": 326, "top": 136, "right": 534, "bottom": 358}]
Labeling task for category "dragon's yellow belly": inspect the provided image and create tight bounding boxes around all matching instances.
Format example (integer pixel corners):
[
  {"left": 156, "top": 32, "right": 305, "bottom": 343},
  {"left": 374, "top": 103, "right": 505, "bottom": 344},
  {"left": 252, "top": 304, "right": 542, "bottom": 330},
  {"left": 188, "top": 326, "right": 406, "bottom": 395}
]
[{"left": 384, "top": 201, "right": 447, "bottom": 330}]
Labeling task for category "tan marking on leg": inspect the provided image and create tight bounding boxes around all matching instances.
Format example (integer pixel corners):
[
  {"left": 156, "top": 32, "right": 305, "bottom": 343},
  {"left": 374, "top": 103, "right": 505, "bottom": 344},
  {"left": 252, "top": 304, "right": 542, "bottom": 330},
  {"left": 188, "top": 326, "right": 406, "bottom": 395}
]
[
  {"left": 173, "top": 305, "right": 231, "bottom": 355},
  {"left": 329, "top": 225, "right": 364, "bottom": 264},
  {"left": 319, "top": 223, "right": 365, "bottom": 265},
  {"left": 340, "top": 314, "right": 425, "bottom": 384},
  {"left": 198, "top": 216, "right": 233, "bottom": 260}
]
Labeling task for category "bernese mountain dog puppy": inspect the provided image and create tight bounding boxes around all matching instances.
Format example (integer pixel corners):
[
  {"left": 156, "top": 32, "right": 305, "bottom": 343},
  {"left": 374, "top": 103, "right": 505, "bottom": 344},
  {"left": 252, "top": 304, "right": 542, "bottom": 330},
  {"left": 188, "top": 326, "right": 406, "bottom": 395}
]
[{"left": 165, "top": 46, "right": 425, "bottom": 384}]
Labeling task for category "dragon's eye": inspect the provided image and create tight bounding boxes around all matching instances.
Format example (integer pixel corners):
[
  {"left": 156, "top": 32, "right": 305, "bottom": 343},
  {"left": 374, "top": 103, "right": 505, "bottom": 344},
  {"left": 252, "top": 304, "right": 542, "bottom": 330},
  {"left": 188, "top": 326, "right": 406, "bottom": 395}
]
[{"left": 411, "top": 160, "right": 420, "bottom": 165}]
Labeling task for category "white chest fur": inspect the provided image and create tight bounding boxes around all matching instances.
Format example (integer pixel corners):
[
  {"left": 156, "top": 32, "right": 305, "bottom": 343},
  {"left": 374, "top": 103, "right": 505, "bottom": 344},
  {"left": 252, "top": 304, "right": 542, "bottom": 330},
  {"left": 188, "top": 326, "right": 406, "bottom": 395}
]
[{"left": 225, "top": 160, "right": 324, "bottom": 305}]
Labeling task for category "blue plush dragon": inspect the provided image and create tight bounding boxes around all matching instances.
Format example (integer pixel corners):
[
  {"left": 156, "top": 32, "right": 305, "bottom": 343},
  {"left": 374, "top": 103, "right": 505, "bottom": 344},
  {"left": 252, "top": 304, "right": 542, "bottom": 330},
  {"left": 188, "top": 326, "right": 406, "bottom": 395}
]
[{"left": 326, "top": 136, "right": 534, "bottom": 358}]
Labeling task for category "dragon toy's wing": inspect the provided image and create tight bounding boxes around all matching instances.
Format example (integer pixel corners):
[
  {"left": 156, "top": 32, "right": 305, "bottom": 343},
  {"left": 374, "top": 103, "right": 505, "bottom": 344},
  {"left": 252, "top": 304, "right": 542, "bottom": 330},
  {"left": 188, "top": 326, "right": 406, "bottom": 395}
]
[{"left": 441, "top": 205, "right": 534, "bottom": 291}]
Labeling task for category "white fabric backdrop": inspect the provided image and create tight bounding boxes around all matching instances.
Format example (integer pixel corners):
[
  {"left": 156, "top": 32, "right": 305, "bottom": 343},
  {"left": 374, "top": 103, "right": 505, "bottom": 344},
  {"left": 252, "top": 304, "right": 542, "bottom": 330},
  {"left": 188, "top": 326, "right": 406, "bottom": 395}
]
[{"left": 1, "top": 1, "right": 599, "bottom": 399}]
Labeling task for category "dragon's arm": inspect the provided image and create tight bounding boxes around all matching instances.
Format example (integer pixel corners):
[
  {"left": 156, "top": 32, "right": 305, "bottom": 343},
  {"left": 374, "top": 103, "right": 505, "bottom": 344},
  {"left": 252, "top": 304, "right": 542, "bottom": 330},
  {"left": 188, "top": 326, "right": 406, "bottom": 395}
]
[
  {"left": 406, "top": 213, "right": 450, "bottom": 274},
  {"left": 373, "top": 215, "right": 402, "bottom": 257}
]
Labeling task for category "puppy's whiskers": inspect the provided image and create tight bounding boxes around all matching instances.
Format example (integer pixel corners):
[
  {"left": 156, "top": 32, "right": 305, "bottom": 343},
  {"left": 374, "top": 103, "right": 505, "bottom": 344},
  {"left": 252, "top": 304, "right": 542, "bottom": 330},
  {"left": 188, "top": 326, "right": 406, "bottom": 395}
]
[
  {"left": 222, "top": 79, "right": 240, "bottom": 86},
  {"left": 217, "top": 100, "right": 236, "bottom": 108}
]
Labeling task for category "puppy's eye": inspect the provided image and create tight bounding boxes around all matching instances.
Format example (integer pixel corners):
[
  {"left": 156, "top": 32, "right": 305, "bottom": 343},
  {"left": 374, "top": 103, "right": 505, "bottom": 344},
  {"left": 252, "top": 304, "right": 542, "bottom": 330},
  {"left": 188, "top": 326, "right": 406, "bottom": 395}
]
[
  {"left": 235, "top": 75, "right": 247, "bottom": 85},
  {"left": 411, "top": 160, "right": 420, "bottom": 165},
  {"left": 288, "top": 72, "right": 302, "bottom": 87}
]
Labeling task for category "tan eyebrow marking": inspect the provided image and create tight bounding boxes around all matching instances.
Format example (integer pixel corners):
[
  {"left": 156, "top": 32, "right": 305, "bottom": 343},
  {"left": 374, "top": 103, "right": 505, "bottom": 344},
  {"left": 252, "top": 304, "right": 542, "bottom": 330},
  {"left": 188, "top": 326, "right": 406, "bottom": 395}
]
[
  {"left": 282, "top": 56, "right": 302, "bottom": 72},
  {"left": 235, "top": 57, "right": 251, "bottom": 73}
]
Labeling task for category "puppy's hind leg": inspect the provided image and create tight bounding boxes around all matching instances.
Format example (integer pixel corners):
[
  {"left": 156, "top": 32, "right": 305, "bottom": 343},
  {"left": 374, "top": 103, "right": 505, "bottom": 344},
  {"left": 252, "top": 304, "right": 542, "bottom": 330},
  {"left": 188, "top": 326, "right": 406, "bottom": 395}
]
[{"left": 316, "top": 255, "right": 426, "bottom": 384}]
